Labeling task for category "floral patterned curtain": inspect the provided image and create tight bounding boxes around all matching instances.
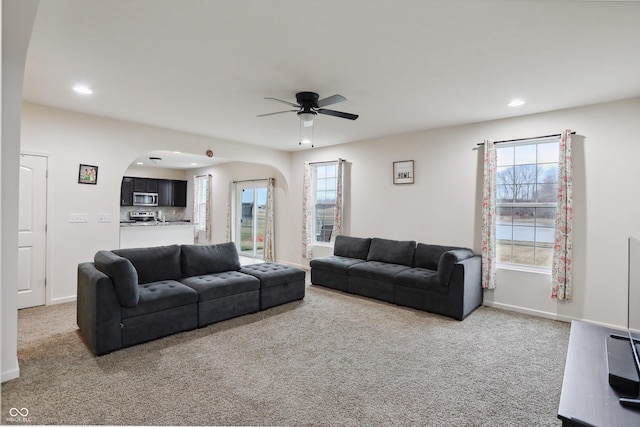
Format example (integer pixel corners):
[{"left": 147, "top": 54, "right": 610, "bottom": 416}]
[
  {"left": 264, "top": 178, "right": 275, "bottom": 262},
  {"left": 481, "top": 140, "right": 497, "bottom": 289},
  {"left": 193, "top": 174, "right": 212, "bottom": 243},
  {"left": 551, "top": 130, "right": 574, "bottom": 300},
  {"left": 330, "top": 159, "right": 345, "bottom": 242},
  {"left": 225, "top": 181, "right": 233, "bottom": 243},
  {"left": 302, "top": 163, "right": 314, "bottom": 259}
]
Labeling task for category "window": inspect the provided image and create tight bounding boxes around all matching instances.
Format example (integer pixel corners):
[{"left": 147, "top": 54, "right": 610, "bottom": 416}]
[
  {"left": 496, "top": 137, "right": 559, "bottom": 268},
  {"left": 314, "top": 162, "right": 338, "bottom": 243}
]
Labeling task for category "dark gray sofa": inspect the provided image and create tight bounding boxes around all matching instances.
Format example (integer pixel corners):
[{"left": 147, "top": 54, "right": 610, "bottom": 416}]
[
  {"left": 77, "top": 243, "right": 305, "bottom": 355},
  {"left": 310, "top": 236, "right": 482, "bottom": 320}
]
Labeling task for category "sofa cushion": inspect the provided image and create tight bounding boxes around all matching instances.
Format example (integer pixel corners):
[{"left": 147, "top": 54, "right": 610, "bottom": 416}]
[
  {"left": 438, "top": 249, "right": 476, "bottom": 286},
  {"left": 310, "top": 255, "right": 366, "bottom": 274},
  {"left": 94, "top": 250, "right": 139, "bottom": 307},
  {"left": 414, "top": 244, "right": 463, "bottom": 270},
  {"left": 333, "top": 235, "right": 372, "bottom": 260},
  {"left": 181, "top": 271, "right": 260, "bottom": 301},
  {"left": 348, "top": 261, "right": 411, "bottom": 281},
  {"left": 366, "top": 238, "right": 416, "bottom": 267},
  {"left": 394, "top": 268, "right": 446, "bottom": 294},
  {"left": 181, "top": 243, "right": 241, "bottom": 277},
  {"left": 121, "top": 280, "right": 198, "bottom": 319},
  {"left": 240, "top": 263, "right": 306, "bottom": 288},
  {"left": 113, "top": 245, "right": 182, "bottom": 284}
]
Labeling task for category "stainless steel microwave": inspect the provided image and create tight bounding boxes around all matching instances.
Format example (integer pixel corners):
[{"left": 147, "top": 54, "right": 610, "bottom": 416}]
[{"left": 133, "top": 192, "right": 158, "bottom": 206}]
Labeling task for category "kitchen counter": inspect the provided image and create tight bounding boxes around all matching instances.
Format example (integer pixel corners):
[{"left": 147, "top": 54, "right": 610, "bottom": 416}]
[
  {"left": 119, "top": 221, "right": 195, "bottom": 249},
  {"left": 120, "top": 220, "right": 192, "bottom": 227}
]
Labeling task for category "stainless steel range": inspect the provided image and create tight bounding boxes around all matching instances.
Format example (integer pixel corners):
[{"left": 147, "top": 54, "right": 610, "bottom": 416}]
[{"left": 129, "top": 211, "right": 156, "bottom": 222}]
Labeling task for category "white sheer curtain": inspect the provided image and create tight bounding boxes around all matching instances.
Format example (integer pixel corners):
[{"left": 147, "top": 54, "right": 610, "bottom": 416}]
[
  {"left": 481, "top": 140, "right": 497, "bottom": 289},
  {"left": 551, "top": 130, "right": 574, "bottom": 300},
  {"left": 226, "top": 181, "right": 233, "bottom": 243},
  {"left": 264, "top": 178, "right": 275, "bottom": 262}
]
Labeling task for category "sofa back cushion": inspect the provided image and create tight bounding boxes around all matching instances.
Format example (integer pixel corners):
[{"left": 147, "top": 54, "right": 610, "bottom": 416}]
[
  {"left": 113, "top": 244, "right": 182, "bottom": 284},
  {"left": 180, "top": 242, "right": 241, "bottom": 277},
  {"left": 366, "top": 238, "right": 416, "bottom": 267},
  {"left": 333, "top": 235, "right": 372, "bottom": 260},
  {"left": 94, "top": 250, "right": 139, "bottom": 307},
  {"left": 437, "top": 249, "right": 476, "bottom": 286},
  {"left": 414, "top": 244, "right": 463, "bottom": 270}
]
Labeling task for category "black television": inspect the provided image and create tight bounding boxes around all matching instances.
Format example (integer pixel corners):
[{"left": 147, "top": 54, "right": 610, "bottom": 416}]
[{"left": 607, "top": 237, "right": 640, "bottom": 408}]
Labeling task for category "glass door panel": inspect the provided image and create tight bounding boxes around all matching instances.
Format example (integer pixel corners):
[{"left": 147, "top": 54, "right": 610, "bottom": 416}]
[{"left": 237, "top": 183, "right": 268, "bottom": 259}]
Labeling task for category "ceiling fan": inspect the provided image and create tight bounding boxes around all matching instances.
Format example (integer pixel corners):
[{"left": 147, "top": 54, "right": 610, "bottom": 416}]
[{"left": 258, "top": 92, "right": 359, "bottom": 122}]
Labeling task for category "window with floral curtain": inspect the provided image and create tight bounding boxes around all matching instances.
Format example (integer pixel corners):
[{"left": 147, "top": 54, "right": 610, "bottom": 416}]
[{"left": 302, "top": 159, "right": 345, "bottom": 258}]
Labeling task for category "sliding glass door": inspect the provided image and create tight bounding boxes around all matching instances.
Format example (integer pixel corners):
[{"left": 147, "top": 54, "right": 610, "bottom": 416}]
[{"left": 237, "top": 182, "right": 267, "bottom": 259}]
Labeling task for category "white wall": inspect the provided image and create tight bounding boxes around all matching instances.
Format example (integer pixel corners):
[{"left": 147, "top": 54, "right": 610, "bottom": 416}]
[
  {"left": 1, "top": 0, "right": 39, "bottom": 383},
  {"left": 285, "top": 97, "right": 640, "bottom": 329},
  {"left": 19, "top": 102, "right": 291, "bottom": 305}
]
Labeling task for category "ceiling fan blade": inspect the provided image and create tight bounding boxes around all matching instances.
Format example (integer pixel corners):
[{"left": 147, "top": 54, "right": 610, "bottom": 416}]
[
  {"left": 317, "top": 108, "right": 359, "bottom": 120},
  {"left": 257, "top": 109, "right": 298, "bottom": 117},
  {"left": 264, "top": 97, "right": 300, "bottom": 108},
  {"left": 316, "top": 94, "right": 346, "bottom": 108}
]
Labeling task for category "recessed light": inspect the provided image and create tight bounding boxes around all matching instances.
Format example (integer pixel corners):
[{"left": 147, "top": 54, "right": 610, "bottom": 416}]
[
  {"left": 191, "top": 163, "right": 198, "bottom": 166},
  {"left": 73, "top": 84, "right": 93, "bottom": 95},
  {"left": 136, "top": 162, "right": 143, "bottom": 165},
  {"left": 508, "top": 99, "right": 525, "bottom": 107}
]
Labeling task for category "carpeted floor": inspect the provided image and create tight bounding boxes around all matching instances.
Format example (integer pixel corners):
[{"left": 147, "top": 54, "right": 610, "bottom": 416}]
[{"left": 2, "top": 283, "right": 570, "bottom": 426}]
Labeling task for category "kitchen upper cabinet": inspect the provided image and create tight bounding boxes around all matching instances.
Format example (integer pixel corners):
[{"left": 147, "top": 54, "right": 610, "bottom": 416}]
[
  {"left": 121, "top": 177, "right": 187, "bottom": 207},
  {"left": 133, "top": 178, "right": 158, "bottom": 193},
  {"left": 121, "top": 177, "right": 134, "bottom": 206},
  {"left": 158, "top": 180, "right": 188, "bottom": 207}
]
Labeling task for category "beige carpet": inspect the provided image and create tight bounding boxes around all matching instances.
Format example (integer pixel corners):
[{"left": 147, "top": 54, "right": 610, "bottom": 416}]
[{"left": 2, "top": 284, "right": 569, "bottom": 426}]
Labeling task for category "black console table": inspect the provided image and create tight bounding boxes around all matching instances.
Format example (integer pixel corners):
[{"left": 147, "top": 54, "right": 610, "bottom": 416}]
[{"left": 558, "top": 320, "right": 640, "bottom": 426}]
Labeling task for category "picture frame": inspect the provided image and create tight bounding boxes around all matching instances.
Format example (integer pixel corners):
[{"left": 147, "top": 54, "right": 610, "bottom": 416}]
[
  {"left": 78, "top": 164, "right": 98, "bottom": 185},
  {"left": 393, "top": 160, "right": 414, "bottom": 184}
]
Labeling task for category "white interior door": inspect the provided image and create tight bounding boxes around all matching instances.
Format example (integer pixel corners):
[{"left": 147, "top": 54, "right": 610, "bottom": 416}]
[{"left": 18, "top": 154, "right": 48, "bottom": 309}]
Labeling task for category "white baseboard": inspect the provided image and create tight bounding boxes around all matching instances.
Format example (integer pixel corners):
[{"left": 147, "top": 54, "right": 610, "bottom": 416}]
[
  {"left": 49, "top": 295, "right": 76, "bottom": 305},
  {"left": 483, "top": 301, "right": 627, "bottom": 331},
  {"left": 1, "top": 366, "right": 20, "bottom": 383}
]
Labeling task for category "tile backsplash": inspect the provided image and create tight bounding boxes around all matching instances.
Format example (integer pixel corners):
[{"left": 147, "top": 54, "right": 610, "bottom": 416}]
[{"left": 120, "top": 206, "right": 189, "bottom": 222}]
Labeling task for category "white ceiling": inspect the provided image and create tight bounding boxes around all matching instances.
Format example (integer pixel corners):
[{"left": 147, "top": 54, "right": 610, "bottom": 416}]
[{"left": 23, "top": 0, "right": 640, "bottom": 162}]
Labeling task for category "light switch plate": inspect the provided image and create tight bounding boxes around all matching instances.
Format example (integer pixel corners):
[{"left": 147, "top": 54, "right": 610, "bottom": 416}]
[
  {"left": 69, "top": 213, "right": 88, "bottom": 223},
  {"left": 98, "top": 213, "right": 112, "bottom": 223}
]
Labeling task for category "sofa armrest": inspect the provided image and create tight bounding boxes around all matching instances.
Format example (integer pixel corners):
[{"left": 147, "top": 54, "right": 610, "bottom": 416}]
[
  {"left": 77, "top": 262, "right": 123, "bottom": 355},
  {"left": 446, "top": 255, "right": 483, "bottom": 320}
]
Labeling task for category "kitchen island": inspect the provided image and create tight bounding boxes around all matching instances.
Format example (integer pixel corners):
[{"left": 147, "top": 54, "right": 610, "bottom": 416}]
[{"left": 119, "top": 221, "right": 195, "bottom": 249}]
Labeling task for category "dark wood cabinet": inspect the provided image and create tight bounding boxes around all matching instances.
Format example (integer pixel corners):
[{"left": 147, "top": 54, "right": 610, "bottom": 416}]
[
  {"left": 121, "top": 177, "right": 134, "bottom": 206},
  {"left": 121, "top": 176, "right": 187, "bottom": 207},
  {"left": 132, "top": 178, "right": 158, "bottom": 193},
  {"left": 157, "top": 180, "right": 188, "bottom": 207}
]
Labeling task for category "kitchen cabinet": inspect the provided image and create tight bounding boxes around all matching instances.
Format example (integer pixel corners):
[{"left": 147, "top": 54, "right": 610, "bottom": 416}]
[
  {"left": 158, "top": 180, "right": 187, "bottom": 207},
  {"left": 121, "top": 177, "right": 187, "bottom": 207},
  {"left": 121, "top": 177, "right": 134, "bottom": 206},
  {"left": 132, "top": 178, "right": 158, "bottom": 193}
]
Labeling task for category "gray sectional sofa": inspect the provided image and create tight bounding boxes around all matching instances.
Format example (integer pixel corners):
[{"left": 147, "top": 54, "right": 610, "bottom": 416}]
[
  {"left": 77, "top": 243, "right": 305, "bottom": 355},
  {"left": 310, "top": 236, "right": 482, "bottom": 320}
]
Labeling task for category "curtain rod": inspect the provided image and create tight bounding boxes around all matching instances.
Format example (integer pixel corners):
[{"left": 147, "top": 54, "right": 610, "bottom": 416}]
[
  {"left": 233, "top": 178, "right": 271, "bottom": 184},
  {"left": 308, "top": 158, "right": 346, "bottom": 165},
  {"left": 476, "top": 131, "right": 576, "bottom": 146}
]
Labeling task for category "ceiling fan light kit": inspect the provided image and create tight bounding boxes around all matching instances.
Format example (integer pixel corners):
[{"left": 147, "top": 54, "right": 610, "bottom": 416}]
[{"left": 258, "top": 91, "right": 358, "bottom": 148}]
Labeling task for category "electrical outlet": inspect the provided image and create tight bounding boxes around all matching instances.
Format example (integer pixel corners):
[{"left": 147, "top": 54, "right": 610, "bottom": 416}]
[
  {"left": 98, "top": 213, "right": 112, "bottom": 223},
  {"left": 69, "top": 213, "right": 88, "bottom": 223}
]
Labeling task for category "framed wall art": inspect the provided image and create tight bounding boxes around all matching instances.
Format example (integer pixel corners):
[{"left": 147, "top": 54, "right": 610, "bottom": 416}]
[
  {"left": 393, "top": 160, "right": 414, "bottom": 184},
  {"left": 78, "top": 164, "right": 98, "bottom": 185}
]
